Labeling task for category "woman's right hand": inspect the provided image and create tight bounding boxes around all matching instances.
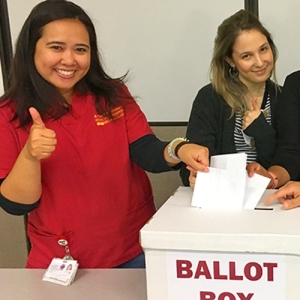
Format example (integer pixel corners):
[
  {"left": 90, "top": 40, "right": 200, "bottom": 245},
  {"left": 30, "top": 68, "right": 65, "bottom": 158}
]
[
  {"left": 265, "top": 181, "right": 300, "bottom": 210},
  {"left": 243, "top": 98, "right": 261, "bottom": 129},
  {"left": 26, "top": 107, "right": 57, "bottom": 160}
]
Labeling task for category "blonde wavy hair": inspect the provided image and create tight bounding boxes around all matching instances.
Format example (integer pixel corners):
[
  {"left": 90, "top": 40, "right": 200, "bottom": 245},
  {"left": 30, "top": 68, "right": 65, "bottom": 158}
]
[{"left": 210, "top": 9, "right": 278, "bottom": 115}]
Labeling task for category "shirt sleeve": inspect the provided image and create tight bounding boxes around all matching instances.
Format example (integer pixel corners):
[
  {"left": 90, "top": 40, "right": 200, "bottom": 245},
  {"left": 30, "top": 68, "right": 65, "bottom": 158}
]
[
  {"left": 0, "top": 191, "right": 40, "bottom": 216},
  {"left": 129, "top": 134, "right": 174, "bottom": 173},
  {"left": 121, "top": 85, "right": 154, "bottom": 144},
  {"left": 0, "top": 108, "right": 39, "bottom": 215},
  {"left": 0, "top": 107, "right": 21, "bottom": 179},
  {"left": 121, "top": 85, "right": 180, "bottom": 172}
]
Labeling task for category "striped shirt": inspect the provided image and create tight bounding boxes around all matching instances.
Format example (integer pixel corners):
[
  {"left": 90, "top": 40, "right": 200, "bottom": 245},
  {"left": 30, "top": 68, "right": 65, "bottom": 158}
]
[{"left": 234, "top": 90, "right": 271, "bottom": 163}]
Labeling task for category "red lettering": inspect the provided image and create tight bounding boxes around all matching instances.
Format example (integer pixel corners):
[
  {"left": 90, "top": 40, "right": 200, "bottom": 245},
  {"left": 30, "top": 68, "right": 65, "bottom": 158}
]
[
  {"left": 200, "top": 291, "right": 254, "bottom": 300},
  {"left": 213, "top": 261, "right": 227, "bottom": 280},
  {"left": 176, "top": 260, "right": 193, "bottom": 278},
  {"left": 200, "top": 291, "right": 215, "bottom": 300},
  {"left": 263, "top": 262, "right": 277, "bottom": 281},
  {"left": 229, "top": 261, "right": 243, "bottom": 280},
  {"left": 244, "top": 262, "right": 262, "bottom": 281},
  {"left": 237, "top": 293, "right": 254, "bottom": 300},
  {"left": 195, "top": 261, "right": 212, "bottom": 279},
  {"left": 219, "top": 292, "right": 235, "bottom": 300},
  {"left": 177, "top": 259, "right": 277, "bottom": 282}
]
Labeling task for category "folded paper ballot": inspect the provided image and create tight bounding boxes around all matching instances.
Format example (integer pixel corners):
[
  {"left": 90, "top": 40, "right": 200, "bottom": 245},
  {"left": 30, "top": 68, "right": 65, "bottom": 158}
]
[
  {"left": 191, "top": 153, "right": 270, "bottom": 210},
  {"left": 42, "top": 258, "right": 79, "bottom": 286}
]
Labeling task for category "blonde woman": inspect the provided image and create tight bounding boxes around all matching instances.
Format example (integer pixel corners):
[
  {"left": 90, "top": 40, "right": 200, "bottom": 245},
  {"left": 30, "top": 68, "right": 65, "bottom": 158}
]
[{"left": 180, "top": 9, "right": 282, "bottom": 189}]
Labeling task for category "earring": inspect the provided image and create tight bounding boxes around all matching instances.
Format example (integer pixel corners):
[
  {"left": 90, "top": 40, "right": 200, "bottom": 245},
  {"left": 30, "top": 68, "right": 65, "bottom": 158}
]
[{"left": 229, "top": 66, "right": 238, "bottom": 77}]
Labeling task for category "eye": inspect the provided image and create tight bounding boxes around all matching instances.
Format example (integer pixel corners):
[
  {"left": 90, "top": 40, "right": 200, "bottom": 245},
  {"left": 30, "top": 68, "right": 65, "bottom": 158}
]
[
  {"left": 75, "top": 47, "right": 88, "bottom": 53},
  {"left": 260, "top": 46, "right": 269, "bottom": 52},
  {"left": 50, "top": 45, "right": 63, "bottom": 51},
  {"left": 242, "top": 54, "right": 251, "bottom": 60}
]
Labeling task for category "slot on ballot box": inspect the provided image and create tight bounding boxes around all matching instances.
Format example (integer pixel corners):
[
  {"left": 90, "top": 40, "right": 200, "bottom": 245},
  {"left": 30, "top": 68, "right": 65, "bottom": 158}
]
[{"left": 140, "top": 187, "right": 300, "bottom": 300}]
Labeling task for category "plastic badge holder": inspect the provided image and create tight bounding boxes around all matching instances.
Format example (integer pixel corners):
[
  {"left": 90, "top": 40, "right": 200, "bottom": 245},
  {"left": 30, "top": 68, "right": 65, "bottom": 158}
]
[{"left": 42, "top": 258, "right": 79, "bottom": 286}]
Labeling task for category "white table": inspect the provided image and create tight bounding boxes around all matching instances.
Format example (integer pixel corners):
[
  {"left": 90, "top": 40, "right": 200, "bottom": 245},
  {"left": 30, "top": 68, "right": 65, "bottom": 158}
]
[{"left": 0, "top": 269, "right": 147, "bottom": 300}]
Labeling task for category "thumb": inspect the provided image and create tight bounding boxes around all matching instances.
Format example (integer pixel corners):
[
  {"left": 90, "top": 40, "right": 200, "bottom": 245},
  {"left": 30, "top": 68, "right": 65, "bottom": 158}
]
[
  {"left": 252, "top": 98, "right": 260, "bottom": 111},
  {"left": 29, "top": 107, "right": 45, "bottom": 128}
]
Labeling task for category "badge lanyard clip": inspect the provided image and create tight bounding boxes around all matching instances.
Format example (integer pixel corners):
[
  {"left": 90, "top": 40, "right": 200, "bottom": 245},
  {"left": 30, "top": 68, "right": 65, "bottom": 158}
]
[{"left": 58, "top": 236, "right": 74, "bottom": 260}]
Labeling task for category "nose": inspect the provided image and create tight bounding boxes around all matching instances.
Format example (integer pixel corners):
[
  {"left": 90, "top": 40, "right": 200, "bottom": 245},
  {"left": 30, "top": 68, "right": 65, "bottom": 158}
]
[
  {"left": 61, "top": 50, "right": 75, "bottom": 65},
  {"left": 254, "top": 54, "right": 264, "bottom": 67}
]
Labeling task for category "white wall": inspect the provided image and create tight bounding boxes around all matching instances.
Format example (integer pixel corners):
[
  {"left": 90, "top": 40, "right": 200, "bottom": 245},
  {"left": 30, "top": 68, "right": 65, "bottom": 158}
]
[
  {"left": 260, "top": 0, "right": 300, "bottom": 84},
  {"left": 6, "top": 0, "right": 300, "bottom": 121}
]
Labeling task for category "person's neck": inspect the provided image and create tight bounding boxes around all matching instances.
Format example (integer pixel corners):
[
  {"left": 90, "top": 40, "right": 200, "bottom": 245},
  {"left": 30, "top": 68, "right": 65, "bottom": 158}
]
[
  {"left": 59, "top": 88, "right": 74, "bottom": 104},
  {"left": 246, "top": 82, "right": 266, "bottom": 98},
  {"left": 244, "top": 82, "right": 266, "bottom": 110}
]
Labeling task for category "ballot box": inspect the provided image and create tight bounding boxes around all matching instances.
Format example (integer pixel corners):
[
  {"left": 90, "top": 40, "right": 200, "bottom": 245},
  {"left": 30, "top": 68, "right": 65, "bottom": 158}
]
[{"left": 140, "top": 187, "right": 300, "bottom": 300}]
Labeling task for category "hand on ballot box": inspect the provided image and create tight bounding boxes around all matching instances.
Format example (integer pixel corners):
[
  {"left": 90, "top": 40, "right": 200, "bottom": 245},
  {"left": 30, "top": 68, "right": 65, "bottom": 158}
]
[
  {"left": 265, "top": 181, "right": 300, "bottom": 210},
  {"left": 246, "top": 162, "right": 270, "bottom": 178},
  {"left": 178, "top": 144, "right": 210, "bottom": 173}
]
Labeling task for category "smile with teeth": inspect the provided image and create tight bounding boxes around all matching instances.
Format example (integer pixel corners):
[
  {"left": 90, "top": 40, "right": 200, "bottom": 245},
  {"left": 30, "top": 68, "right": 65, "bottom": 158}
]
[{"left": 55, "top": 69, "right": 75, "bottom": 76}]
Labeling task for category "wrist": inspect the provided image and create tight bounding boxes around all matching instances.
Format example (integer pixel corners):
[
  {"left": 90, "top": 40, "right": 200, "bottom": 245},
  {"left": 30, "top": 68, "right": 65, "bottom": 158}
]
[
  {"left": 167, "top": 137, "right": 189, "bottom": 161},
  {"left": 22, "top": 144, "right": 40, "bottom": 162},
  {"left": 174, "top": 140, "right": 190, "bottom": 158}
]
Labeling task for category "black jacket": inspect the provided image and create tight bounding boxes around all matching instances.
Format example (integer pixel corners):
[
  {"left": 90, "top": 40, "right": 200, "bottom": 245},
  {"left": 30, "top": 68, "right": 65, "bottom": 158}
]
[{"left": 180, "top": 80, "right": 281, "bottom": 186}]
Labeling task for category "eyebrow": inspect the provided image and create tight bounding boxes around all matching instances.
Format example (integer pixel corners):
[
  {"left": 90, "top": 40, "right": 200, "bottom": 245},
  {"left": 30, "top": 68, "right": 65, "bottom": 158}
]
[
  {"left": 235, "top": 42, "right": 270, "bottom": 56},
  {"left": 46, "top": 41, "right": 90, "bottom": 49},
  {"left": 259, "top": 42, "right": 269, "bottom": 48}
]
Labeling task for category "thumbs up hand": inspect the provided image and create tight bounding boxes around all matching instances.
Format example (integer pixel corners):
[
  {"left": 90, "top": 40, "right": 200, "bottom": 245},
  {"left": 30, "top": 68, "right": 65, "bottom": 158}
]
[
  {"left": 30, "top": 107, "right": 46, "bottom": 129},
  {"left": 26, "top": 107, "right": 57, "bottom": 160},
  {"left": 242, "top": 98, "right": 261, "bottom": 130}
]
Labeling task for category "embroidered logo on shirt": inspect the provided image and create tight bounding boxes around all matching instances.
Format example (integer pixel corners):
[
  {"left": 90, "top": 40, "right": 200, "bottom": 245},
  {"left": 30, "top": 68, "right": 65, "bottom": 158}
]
[{"left": 94, "top": 106, "right": 124, "bottom": 126}]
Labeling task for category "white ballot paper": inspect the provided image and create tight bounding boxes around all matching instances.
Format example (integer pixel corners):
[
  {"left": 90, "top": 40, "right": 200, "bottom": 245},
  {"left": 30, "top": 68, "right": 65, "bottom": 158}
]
[{"left": 191, "top": 153, "right": 271, "bottom": 210}]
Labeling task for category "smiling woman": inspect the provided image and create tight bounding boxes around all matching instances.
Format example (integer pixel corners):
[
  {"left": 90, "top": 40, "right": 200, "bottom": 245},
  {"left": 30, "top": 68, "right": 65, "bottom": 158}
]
[
  {"left": 0, "top": 0, "right": 209, "bottom": 270},
  {"left": 226, "top": 29, "right": 273, "bottom": 111},
  {"left": 180, "top": 9, "right": 282, "bottom": 189},
  {"left": 34, "top": 18, "right": 91, "bottom": 102}
]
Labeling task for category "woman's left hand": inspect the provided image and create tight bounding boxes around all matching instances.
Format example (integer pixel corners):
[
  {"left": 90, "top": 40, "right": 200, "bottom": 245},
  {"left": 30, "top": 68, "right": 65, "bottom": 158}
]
[
  {"left": 246, "top": 161, "right": 269, "bottom": 178},
  {"left": 177, "top": 144, "right": 209, "bottom": 172},
  {"left": 243, "top": 98, "right": 261, "bottom": 129}
]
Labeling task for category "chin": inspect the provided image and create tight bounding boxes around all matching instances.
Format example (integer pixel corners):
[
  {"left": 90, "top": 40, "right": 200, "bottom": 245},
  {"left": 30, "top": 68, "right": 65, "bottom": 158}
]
[{"left": 254, "top": 74, "right": 270, "bottom": 82}]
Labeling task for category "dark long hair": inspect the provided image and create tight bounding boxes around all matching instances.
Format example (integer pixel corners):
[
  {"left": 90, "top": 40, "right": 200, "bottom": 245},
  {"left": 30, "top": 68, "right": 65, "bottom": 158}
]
[{"left": 1, "top": 0, "right": 127, "bottom": 126}]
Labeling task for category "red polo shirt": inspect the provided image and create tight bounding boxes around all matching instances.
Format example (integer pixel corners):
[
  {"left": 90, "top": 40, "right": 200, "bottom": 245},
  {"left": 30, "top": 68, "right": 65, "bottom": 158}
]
[{"left": 0, "top": 87, "right": 156, "bottom": 268}]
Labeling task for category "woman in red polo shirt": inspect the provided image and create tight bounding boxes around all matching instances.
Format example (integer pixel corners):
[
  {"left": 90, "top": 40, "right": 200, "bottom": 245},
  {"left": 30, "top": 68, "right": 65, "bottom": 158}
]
[{"left": 0, "top": 0, "right": 208, "bottom": 268}]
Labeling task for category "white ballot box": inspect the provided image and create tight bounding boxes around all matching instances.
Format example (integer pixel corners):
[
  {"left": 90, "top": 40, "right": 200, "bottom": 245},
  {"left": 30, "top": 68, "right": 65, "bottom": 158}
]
[{"left": 140, "top": 187, "right": 300, "bottom": 300}]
